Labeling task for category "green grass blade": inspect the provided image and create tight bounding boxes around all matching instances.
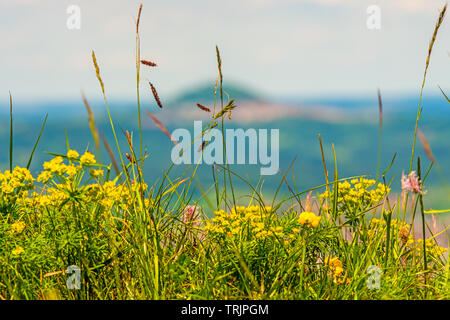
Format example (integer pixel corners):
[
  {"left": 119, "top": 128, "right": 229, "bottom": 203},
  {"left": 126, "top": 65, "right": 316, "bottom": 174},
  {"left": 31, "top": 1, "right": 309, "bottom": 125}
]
[
  {"left": 26, "top": 114, "right": 48, "bottom": 170},
  {"left": 9, "top": 92, "right": 13, "bottom": 171}
]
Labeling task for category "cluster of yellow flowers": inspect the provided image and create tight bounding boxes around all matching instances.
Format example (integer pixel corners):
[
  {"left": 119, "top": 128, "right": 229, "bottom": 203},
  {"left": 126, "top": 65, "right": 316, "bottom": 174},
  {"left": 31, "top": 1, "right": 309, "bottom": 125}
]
[
  {"left": 205, "top": 206, "right": 323, "bottom": 244},
  {"left": 324, "top": 257, "right": 350, "bottom": 285},
  {"left": 407, "top": 238, "right": 447, "bottom": 259},
  {"left": 0, "top": 167, "right": 35, "bottom": 195},
  {"left": 8, "top": 222, "right": 27, "bottom": 256},
  {"left": 16, "top": 189, "right": 68, "bottom": 211},
  {"left": 1, "top": 150, "right": 150, "bottom": 217},
  {"left": 84, "top": 180, "right": 148, "bottom": 211},
  {"left": 38, "top": 150, "right": 100, "bottom": 183},
  {"left": 1, "top": 150, "right": 155, "bottom": 258},
  {"left": 321, "top": 177, "right": 390, "bottom": 209},
  {"left": 205, "top": 205, "right": 295, "bottom": 241},
  {"left": 12, "top": 245, "right": 25, "bottom": 256},
  {"left": 9, "top": 221, "right": 26, "bottom": 234},
  {"left": 298, "top": 211, "right": 321, "bottom": 228},
  {"left": 27, "top": 177, "right": 147, "bottom": 213},
  {"left": 67, "top": 149, "right": 79, "bottom": 159},
  {"left": 80, "top": 152, "right": 96, "bottom": 166},
  {"left": 367, "top": 218, "right": 447, "bottom": 259}
]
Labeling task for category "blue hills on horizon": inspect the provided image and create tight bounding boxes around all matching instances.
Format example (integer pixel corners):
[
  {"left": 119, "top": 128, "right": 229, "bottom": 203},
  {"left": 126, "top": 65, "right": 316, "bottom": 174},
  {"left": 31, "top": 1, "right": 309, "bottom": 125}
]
[
  {"left": 0, "top": 82, "right": 449, "bottom": 210},
  {"left": 2, "top": 82, "right": 450, "bottom": 118},
  {"left": 0, "top": 83, "right": 449, "bottom": 211}
]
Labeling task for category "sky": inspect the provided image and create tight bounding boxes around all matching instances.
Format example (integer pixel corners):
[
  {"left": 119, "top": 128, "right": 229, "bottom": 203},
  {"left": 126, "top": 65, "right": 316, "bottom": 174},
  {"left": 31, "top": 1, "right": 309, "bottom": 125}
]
[{"left": 1, "top": 0, "right": 450, "bottom": 104}]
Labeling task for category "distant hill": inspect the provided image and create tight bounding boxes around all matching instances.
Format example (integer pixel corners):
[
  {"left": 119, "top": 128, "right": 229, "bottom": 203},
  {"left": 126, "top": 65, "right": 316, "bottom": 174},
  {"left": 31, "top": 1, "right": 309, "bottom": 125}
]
[
  {"left": 2, "top": 85, "right": 450, "bottom": 120},
  {"left": 169, "top": 82, "right": 262, "bottom": 106}
]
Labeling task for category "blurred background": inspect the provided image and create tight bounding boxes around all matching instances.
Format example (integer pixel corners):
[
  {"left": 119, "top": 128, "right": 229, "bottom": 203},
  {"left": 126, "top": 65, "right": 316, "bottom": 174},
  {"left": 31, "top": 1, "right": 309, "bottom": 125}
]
[{"left": 0, "top": 0, "right": 449, "bottom": 216}]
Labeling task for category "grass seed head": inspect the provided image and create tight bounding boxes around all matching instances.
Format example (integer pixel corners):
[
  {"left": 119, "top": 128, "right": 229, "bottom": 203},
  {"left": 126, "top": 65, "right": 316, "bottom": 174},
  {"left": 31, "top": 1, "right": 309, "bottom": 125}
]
[
  {"left": 149, "top": 82, "right": 163, "bottom": 108},
  {"left": 196, "top": 103, "right": 211, "bottom": 113},
  {"left": 141, "top": 59, "right": 157, "bottom": 67}
]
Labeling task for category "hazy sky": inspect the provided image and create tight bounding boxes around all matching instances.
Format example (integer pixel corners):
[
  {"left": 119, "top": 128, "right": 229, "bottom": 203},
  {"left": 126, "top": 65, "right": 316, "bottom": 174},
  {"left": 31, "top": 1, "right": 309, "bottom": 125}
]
[{"left": 1, "top": 0, "right": 450, "bottom": 104}]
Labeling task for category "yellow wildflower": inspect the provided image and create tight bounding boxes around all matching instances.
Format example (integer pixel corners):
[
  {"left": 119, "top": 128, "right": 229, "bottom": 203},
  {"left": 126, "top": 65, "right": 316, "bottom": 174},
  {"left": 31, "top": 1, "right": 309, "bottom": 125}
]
[
  {"left": 65, "top": 165, "right": 78, "bottom": 177},
  {"left": 10, "top": 221, "right": 26, "bottom": 234},
  {"left": 298, "top": 211, "right": 321, "bottom": 228},
  {"left": 37, "top": 171, "right": 53, "bottom": 183},
  {"left": 325, "top": 257, "right": 349, "bottom": 284},
  {"left": 80, "top": 152, "right": 96, "bottom": 166},
  {"left": 67, "top": 149, "right": 80, "bottom": 159},
  {"left": 12, "top": 246, "right": 25, "bottom": 256}
]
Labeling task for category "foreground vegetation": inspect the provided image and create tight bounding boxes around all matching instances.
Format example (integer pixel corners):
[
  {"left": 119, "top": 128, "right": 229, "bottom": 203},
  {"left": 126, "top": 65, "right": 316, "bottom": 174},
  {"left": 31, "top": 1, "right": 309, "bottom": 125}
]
[
  {"left": 0, "top": 154, "right": 448, "bottom": 299},
  {"left": 0, "top": 4, "right": 449, "bottom": 300}
]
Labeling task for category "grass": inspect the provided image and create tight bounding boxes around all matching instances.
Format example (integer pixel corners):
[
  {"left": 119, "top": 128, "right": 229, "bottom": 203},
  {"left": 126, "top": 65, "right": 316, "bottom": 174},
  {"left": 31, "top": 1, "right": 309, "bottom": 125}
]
[{"left": 0, "top": 3, "right": 449, "bottom": 300}]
